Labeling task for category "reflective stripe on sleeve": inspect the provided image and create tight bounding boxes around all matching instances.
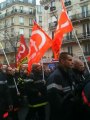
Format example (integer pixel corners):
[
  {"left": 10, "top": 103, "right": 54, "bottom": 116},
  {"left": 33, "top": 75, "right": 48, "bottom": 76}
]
[
  {"left": 24, "top": 79, "right": 33, "bottom": 83},
  {"left": 0, "top": 80, "right": 7, "bottom": 84},
  {"left": 47, "top": 83, "right": 71, "bottom": 92},
  {"left": 47, "top": 83, "right": 63, "bottom": 91}
]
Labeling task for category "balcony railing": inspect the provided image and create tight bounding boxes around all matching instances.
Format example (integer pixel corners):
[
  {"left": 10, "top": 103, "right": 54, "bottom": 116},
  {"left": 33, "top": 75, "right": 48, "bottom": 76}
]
[
  {"left": 0, "top": 9, "right": 35, "bottom": 19},
  {"left": 63, "top": 32, "right": 90, "bottom": 43},
  {"left": 0, "top": 48, "right": 15, "bottom": 54},
  {"left": 40, "top": 0, "right": 51, "bottom": 5},
  {"left": 84, "top": 52, "right": 90, "bottom": 56},
  {"left": 70, "top": 11, "right": 90, "bottom": 22},
  {"left": 49, "top": 21, "right": 57, "bottom": 29}
]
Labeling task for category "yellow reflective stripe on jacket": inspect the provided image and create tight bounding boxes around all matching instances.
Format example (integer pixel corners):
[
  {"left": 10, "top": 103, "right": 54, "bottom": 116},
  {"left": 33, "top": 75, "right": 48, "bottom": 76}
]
[{"left": 28, "top": 102, "right": 48, "bottom": 108}]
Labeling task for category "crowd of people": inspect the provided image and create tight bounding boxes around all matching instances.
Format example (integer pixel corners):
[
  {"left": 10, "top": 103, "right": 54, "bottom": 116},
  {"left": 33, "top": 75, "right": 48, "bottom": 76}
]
[{"left": 0, "top": 52, "right": 90, "bottom": 120}]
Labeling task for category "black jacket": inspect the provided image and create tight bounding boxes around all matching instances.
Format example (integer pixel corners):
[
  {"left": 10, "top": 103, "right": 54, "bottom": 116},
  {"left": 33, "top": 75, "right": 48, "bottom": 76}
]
[
  {"left": 0, "top": 71, "right": 12, "bottom": 111},
  {"left": 24, "top": 72, "right": 48, "bottom": 107},
  {"left": 47, "top": 66, "right": 76, "bottom": 120}
]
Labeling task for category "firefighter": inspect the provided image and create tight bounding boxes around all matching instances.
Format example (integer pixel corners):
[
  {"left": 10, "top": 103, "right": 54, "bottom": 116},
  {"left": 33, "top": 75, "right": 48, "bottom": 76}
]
[
  {"left": 25, "top": 63, "right": 48, "bottom": 120},
  {"left": 0, "top": 66, "right": 13, "bottom": 120},
  {"left": 47, "top": 52, "right": 76, "bottom": 120},
  {"left": 72, "top": 58, "right": 90, "bottom": 120},
  {"left": 6, "top": 67, "right": 20, "bottom": 120}
]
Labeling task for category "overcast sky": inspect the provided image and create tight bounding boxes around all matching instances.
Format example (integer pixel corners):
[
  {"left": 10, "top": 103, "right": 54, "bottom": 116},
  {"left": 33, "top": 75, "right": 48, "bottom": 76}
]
[{"left": 0, "top": 0, "right": 40, "bottom": 4}]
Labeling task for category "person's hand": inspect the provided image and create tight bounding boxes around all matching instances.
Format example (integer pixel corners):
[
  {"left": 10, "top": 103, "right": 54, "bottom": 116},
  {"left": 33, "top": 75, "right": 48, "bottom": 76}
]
[
  {"left": 38, "top": 92, "right": 42, "bottom": 96},
  {"left": 9, "top": 105, "right": 13, "bottom": 111},
  {"left": 17, "top": 92, "right": 20, "bottom": 96}
]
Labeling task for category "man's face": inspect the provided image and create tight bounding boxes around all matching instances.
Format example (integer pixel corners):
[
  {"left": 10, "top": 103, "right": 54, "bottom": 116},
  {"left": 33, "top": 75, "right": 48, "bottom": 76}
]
[
  {"left": 74, "top": 61, "right": 85, "bottom": 72},
  {"left": 61, "top": 55, "right": 73, "bottom": 69}
]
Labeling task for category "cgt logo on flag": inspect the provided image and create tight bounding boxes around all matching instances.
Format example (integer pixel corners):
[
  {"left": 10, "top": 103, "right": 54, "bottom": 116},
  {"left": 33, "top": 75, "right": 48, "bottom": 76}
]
[
  {"left": 16, "top": 35, "right": 28, "bottom": 67},
  {"left": 28, "top": 30, "right": 47, "bottom": 61},
  {"left": 28, "top": 22, "right": 52, "bottom": 73}
]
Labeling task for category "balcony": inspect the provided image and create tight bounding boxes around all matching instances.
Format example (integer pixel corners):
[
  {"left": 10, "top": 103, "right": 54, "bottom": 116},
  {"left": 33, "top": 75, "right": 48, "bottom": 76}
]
[
  {"left": 0, "top": 48, "right": 15, "bottom": 54},
  {"left": 64, "top": 1, "right": 71, "bottom": 7},
  {"left": 49, "top": 21, "right": 57, "bottom": 30},
  {"left": 50, "top": 6, "right": 56, "bottom": 12},
  {"left": 70, "top": 11, "right": 90, "bottom": 23},
  {"left": 40, "top": 0, "right": 51, "bottom": 5},
  {"left": 63, "top": 32, "right": 90, "bottom": 44},
  {"left": 0, "top": 9, "right": 35, "bottom": 20},
  {"left": 84, "top": 52, "right": 90, "bottom": 56}
]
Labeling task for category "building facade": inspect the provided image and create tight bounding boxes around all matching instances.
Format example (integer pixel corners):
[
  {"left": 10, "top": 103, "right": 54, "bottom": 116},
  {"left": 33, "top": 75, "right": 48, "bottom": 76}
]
[
  {"left": 0, "top": 0, "right": 36, "bottom": 65},
  {"left": 40, "top": 0, "right": 90, "bottom": 62}
]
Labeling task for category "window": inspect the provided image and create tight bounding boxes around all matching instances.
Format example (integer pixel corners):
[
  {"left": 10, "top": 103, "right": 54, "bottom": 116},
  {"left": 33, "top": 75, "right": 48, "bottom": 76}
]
[
  {"left": 12, "top": 6, "right": 15, "bottom": 11},
  {"left": 29, "top": 29, "right": 32, "bottom": 36},
  {"left": 67, "top": 46, "right": 73, "bottom": 55},
  {"left": 11, "top": 17, "right": 14, "bottom": 25},
  {"left": 19, "top": 28, "right": 24, "bottom": 35},
  {"left": 19, "top": 0, "right": 23, "bottom": 2},
  {"left": 29, "top": 8, "right": 33, "bottom": 14},
  {"left": 7, "top": 0, "right": 10, "bottom": 3},
  {"left": 20, "top": 6, "right": 23, "bottom": 12},
  {"left": 6, "top": 9, "right": 8, "bottom": 13},
  {"left": 67, "top": 10, "right": 72, "bottom": 19},
  {"left": 83, "top": 44, "right": 90, "bottom": 55},
  {"left": 28, "top": 0, "right": 32, "bottom": 3},
  {"left": 5, "top": 20, "right": 8, "bottom": 27},
  {"left": 66, "top": 32, "right": 72, "bottom": 40},
  {"left": 11, "top": 28, "right": 14, "bottom": 36},
  {"left": 83, "top": 23, "right": 90, "bottom": 36},
  {"left": 82, "top": 6, "right": 88, "bottom": 17},
  {"left": 20, "top": 6, "right": 23, "bottom": 10},
  {"left": 1, "top": 3, "right": 4, "bottom": 9},
  {"left": 39, "top": 16, "right": 42, "bottom": 22},
  {"left": 29, "top": 18, "right": 33, "bottom": 25},
  {"left": 51, "top": 0, "right": 55, "bottom": 7},
  {"left": 19, "top": 17, "right": 24, "bottom": 24},
  {"left": 37, "top": 6, "right": 42, "bottom": 13}
]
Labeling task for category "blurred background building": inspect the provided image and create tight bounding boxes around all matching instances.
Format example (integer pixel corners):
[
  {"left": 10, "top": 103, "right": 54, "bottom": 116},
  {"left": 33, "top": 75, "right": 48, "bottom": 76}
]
[
  {"left": 0, "top": 0, "right": 90, "bottom": 66},
  {"left": 0, "top": 0, "right": 36, "bottom": 66},
  {"left": 40, "top": 0, "right": 90, "bottom": 63}
]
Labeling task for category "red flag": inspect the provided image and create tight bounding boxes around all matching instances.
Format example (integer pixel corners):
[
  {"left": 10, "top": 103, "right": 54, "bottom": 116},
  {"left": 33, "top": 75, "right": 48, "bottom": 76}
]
[
  {"left": 56, "top": 9, "right": 73, "bottom": 34},
  {"left": 52, "top": 34, "right": 63, "bottom": 60},
  {"left": 28, "top": 22, "right": 52, "bottom": 73},
  {"left": 52, "top": 0, "right": 73, "bottom": 59},
  {"left": 16, "top": 35, "right": 29, "bottom": 67}
]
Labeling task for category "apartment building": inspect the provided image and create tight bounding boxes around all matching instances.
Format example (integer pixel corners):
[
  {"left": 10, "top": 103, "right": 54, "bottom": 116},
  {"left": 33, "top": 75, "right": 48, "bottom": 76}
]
[
  {"left": 40, "top": 0, "right": 90, "bottom": 63},
  {"left": 36, "top": 5, "right": 43, "bottom": 27},
  {"left": 0, "top": 0, "right": 36, "bottom": 65}
]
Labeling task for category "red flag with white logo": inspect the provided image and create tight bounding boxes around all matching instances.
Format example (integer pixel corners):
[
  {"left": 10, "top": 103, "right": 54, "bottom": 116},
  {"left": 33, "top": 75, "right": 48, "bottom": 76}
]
[
  {"left": 52, "top": 0, "right": 73, "bottom": 59},
  {"left": 28, "top": 22, "right": 52, "bottom": 73},
  {"left": 16, "top": 35, "right": 29, "bottom": 67}
]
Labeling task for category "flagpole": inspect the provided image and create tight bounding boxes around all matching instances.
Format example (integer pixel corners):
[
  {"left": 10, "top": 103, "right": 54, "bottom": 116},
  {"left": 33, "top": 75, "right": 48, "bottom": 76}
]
[
  {"left": 0, "top": 42, "right": 10, "bottom": 66},
  {"left": 73, "top": 30, "right": 90, "bottom": 73},
  {"left": 0, "top": 42, "right": 20, "bottom": 95},
  {"left": 41, "top": 58, "right": 45, "bottom": 80}
]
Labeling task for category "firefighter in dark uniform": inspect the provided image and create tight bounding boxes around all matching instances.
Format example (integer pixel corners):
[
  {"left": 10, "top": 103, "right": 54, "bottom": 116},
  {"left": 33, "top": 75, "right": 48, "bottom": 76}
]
[
  {"left": 47, "top": 52, "right": 76, "bottom": 120},
  {"left": 6, "top": 67, "right": 20, "bottom": 120},
  {"left": 0, "top": 66, "right": 13, "bottom": 120},
  {"left": 72, "top": 58, "right": 90, "bottom": 120},
  {"left": 25, "top": 63, "right": 48, "bottom": 120}
]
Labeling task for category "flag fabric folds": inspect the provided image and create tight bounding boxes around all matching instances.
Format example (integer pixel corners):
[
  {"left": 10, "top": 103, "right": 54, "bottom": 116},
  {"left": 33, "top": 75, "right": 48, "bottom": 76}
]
[
  {"left": 52, "top": 0, "right": 73, "bottom": 59},
  {"left": 16, "top": 35, "right": 29, "bottom": 67},
  {"left": 28, "top": 22, "right": 52, "bottom": 73}
]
